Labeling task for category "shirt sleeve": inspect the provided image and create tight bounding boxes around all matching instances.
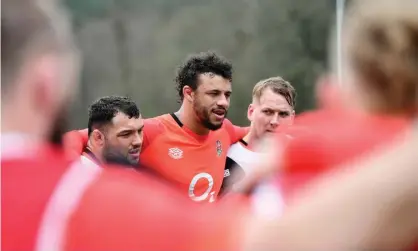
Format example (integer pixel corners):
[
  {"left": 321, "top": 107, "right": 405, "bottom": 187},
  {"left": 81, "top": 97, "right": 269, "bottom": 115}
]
[
  {"left": 63, "top": 129, "right": 88, "bottom": 161},
  {"left": 223, "top": 119, "right": 249, "bottom": 144},
  {"left": 64, "top": 169, "right": 248, "bottom": 251}
]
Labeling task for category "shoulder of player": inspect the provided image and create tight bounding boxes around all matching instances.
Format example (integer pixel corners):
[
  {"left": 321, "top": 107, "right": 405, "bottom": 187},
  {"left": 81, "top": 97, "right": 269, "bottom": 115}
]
[
  {"left": 68, "top": 167, "right": 185, "bottom": 225},
  {"left": 220, "top": 119, "right": 249, "bottom": 144},
  {"left": 80, "top": 167, "right": 186, "bottom": 207},
  {"left": 2, "top": 145, "right": 69, "bottom": 174},
  {"left": 217, "top": 118, "right": 235, "bottom": 138},
  {"left": 221, "top": 118, "right": 234, "bottom": 130},
  {"left": 63, "top": 129, "right": 88, "bottom": 159},
  {"left": 144, "top": 114, "right": 183, "bottom": 132},
  {"left": 226, "top": 141, "right": 247, "bottom": 159},
  {"left": 142, "top": 114, "right": 184, "bottom": 150},
  {"left": 282, "top": 115, "right": 373, "bottom": 175},
  {"left": 66, "top": 168, "right": 210, "bottom": 249},
  {"left": 226, "top": 140, "right": 261, "bottom": 172},
  {"left": 144, "top": 115, "right": 164, "bottom": 129}
]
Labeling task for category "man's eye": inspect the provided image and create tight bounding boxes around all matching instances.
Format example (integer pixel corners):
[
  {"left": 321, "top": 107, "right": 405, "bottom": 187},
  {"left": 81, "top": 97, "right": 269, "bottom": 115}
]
[
  {"left": 263, "top": 110, "right": 273, "bottom": 115},
  {"left": 279, "top": 111, "right": 290, "bottom": 117}
]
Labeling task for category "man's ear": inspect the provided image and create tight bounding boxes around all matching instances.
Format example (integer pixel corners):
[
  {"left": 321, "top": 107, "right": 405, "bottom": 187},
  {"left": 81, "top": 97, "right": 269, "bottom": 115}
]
[
  {"left": 289, "top": 110, "right": 296, "bottom": 125},
  {"left": 32, "top": 55, "right": 63, "bottom": 117},
  {"left": 91, "top": 129, "right": 105, "bottom": 148},
  {"left": 183, "top": 85, "right": 194, "bottom": 103},
  {"left": 247, "top": 103, "right": 255, "bottom": 122}
]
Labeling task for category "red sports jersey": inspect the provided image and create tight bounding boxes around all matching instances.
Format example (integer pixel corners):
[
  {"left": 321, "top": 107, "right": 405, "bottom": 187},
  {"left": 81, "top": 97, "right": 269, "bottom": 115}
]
[
  {"left": 279, "top": 108, "right": 410, "bottom": 201},
  {"left": 276, "top": 109, "right": 418, "bottom": 250},
  {"left": 141, "top": 114, "right": 247, "bottom": 202},
  {"left": 2, "top": 135, "right": 247, "bottom": 251},
  {"left": 64, "top": 113, "right": 247, "bottom": 203}
]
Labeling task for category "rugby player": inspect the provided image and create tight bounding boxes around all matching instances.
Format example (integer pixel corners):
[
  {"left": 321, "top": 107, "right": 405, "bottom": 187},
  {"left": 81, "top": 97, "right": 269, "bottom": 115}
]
[
  {"left": 3, "top": 1, "right": 418, "bottom": 250},
  {"left": 65, "top": 52, "right": 248, "bottom": 202},
  {"left": 81, "top": 96, "right": 143, "bottom": 168},
  {"left": 220, "top": 76, "right": 296, "bottom": 215},
  {"left": 279, "top": 0, "right": 418, "bottom": 201}
]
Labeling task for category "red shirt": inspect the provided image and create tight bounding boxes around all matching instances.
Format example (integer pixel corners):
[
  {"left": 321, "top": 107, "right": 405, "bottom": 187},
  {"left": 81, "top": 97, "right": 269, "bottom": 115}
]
[
  {"left": 277, "top": 109, "right": 418, "bottom": 250},
  {"left": 64, "top": 113, "right": 247, "bottom": 203},
  {"left": 2, "top": 136, "right": 247, "bottom": 251},
  {"left": 279, "top": 108, "right": 410, "bottom": 200}
]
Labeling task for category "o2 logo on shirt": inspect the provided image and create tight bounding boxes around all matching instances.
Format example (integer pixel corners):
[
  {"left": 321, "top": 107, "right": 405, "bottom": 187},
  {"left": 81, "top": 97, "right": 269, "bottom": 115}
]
[{"left": 188, "top": 172, "right": 216, "bottom": 203}]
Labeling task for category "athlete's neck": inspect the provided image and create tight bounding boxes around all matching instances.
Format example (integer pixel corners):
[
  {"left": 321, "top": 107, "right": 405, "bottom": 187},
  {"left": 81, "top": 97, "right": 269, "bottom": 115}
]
[
  {"left": 2, "top": 98, "right": 51, "bottom": 137},
  {"left": 176, "top": 104, "right": 210, "bottom": 135},
  {"left": 86, "top": 140, "right": 104, "bottom": 164},
  {"left": 242, "top": 131, "right": 259, "bottom": 151}
]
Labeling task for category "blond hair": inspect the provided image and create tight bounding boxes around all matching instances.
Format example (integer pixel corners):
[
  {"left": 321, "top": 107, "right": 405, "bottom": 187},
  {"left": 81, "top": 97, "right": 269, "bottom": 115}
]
[
  {"left": 342, "top": 0, "right": 418, "bottom": 114},
  {"left": 252, "top": 76, "right": 296, "bottom": 108}
]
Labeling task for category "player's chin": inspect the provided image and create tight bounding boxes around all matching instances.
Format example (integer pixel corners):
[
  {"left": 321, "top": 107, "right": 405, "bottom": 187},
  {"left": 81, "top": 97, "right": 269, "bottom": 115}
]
[
  {"left": 210, "top": 112, "right": 226, "bottom": 122},
  {"left": 206, "top": 119, "right": 223, "bottom": 131},
  {"left": 264, "top": 129, "right": 277, "bottom": 136},
  {"left": 126, "top": 157, "right": 139, "bottom": 167},
  {"left": 129, "top": 154, "right": 140, "bottom": 162}
]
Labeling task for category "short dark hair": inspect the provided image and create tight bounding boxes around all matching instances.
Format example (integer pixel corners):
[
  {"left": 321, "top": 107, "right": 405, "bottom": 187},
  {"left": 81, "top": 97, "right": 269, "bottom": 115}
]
[
  {"left": 175, "top": 51, "right": 233, "bottom": 101},
  {"left": 87, "top": 96, "right": 140, "bottom": 136}
]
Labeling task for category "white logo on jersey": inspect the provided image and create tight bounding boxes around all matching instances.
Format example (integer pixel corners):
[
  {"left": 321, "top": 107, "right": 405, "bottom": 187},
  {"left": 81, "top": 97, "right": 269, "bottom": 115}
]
[
  {"left": 168, "top": 147, "right": 183, "bottom": 159},
  {"left": 224, "top": 169, "right": 230, "bottom": 177},
  {"left": 188, "top": 172, "right": 215, "bottom": 202}
]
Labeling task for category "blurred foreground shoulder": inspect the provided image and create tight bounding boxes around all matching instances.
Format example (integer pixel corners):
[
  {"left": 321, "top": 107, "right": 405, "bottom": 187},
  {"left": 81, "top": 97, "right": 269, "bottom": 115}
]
[{"left": 64, "top": 167, "right": 248, "bottom": 251}]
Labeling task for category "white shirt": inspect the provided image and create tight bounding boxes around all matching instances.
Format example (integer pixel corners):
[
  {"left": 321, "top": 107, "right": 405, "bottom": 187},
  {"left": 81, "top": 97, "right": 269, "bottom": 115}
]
[{"left": 224, "top": 140, "right": 284, "bottom": 218}]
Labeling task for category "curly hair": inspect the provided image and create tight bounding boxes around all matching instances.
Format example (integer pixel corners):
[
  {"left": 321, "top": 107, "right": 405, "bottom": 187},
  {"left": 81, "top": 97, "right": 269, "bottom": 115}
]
[{"left": 175, "top": 51, "right": 233, "bottom": 101}]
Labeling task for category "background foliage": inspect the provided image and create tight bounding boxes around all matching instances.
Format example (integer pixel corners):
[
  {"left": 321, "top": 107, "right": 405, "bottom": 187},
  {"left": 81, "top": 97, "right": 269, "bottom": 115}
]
[{"left": 65, "top": 0, "right": 338, "bottom": 127}]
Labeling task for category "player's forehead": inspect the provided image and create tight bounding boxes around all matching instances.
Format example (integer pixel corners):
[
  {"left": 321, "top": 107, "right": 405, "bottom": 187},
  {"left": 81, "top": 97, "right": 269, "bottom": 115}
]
[
  {"left": 110, "top": 112, "right": 143, "bottom": 131},
  {"left": 197, "top": 73, "right": 231, "bottom": 92},
  {"left": 258, "top": 89, "right": 293, "bottom": 111}
]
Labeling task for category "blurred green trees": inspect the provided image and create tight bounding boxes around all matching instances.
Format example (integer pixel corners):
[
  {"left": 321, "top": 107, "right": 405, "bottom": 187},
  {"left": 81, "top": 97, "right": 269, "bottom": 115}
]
[{"left": 65, "top": 0, "right": 335, "bottom": 127}]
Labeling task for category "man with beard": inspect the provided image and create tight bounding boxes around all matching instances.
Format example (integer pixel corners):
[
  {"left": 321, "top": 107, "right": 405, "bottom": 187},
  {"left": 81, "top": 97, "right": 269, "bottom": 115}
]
[
  {"left": 81, "top": 96, "right": 143, "bottom": 168},
  {"left": 0, "top": 1, "right": 248, "bottom": 249},
  {"left": 3, "top": 1, "right": 418, "bottom": 247},
  {"left": 1, "top": 0, "right": 242, "bottom": 249},
  {"left": 65, "top": 52, "right": 248, "bottom": 203}
]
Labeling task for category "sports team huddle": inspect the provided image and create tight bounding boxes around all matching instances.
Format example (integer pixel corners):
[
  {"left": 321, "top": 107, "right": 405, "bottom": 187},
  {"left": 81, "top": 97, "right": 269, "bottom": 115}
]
[
  {"left": 65, "top": 52, "right": 296, "bottom": 206},
  {"left": 3, "top": 0, "right": 418, "bottom": 250}
]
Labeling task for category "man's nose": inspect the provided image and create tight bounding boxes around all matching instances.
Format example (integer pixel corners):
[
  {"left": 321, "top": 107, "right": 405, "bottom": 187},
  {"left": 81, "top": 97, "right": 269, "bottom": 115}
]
[
  {"left": 216, "top": 95, "right": 229, "bottom": 108},
  {"left": 270, "top": 113, "right": 280, "bottom": 127},
  {"left": 132, "top": 133, "right": 143, "bottom": 147}
]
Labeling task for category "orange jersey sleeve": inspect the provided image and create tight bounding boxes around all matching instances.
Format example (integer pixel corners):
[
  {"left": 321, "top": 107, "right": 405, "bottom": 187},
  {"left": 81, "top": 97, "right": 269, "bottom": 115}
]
[
  {"left": 65, "top": 168, "right": 248, "bottom": 251},
  {"left": 63, "top": 129, "right": 88, "bottom": 161},
  {"left": 223, "top": 119, "right": 249, "bottom": 144}
]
